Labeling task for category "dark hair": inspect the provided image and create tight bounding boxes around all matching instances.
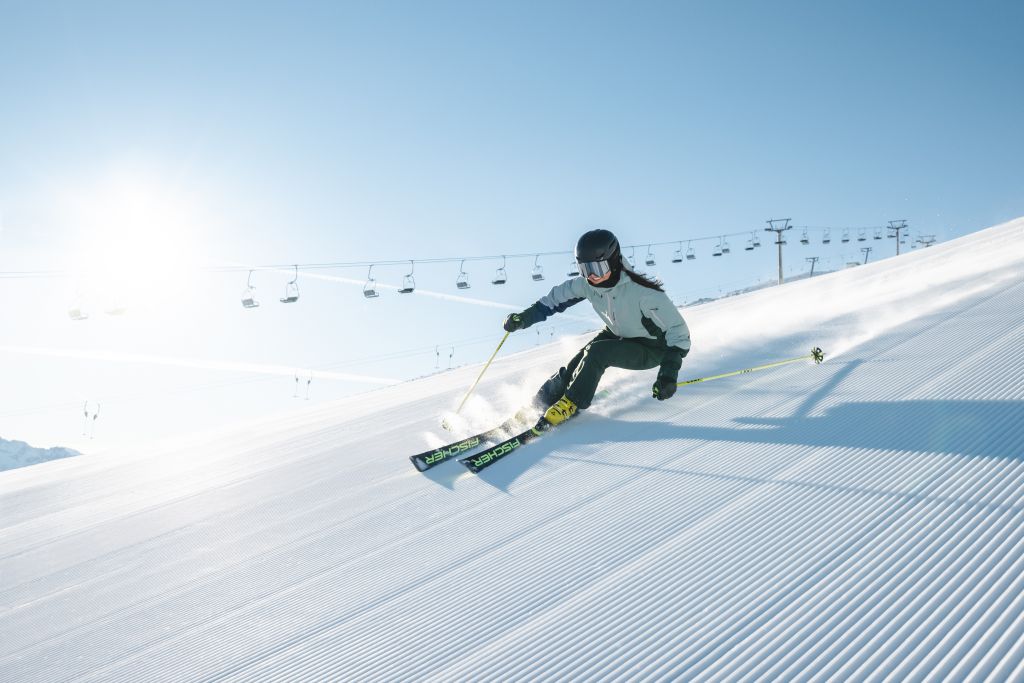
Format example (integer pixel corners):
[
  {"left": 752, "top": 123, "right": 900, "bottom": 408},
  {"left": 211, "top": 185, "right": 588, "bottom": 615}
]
[{"left": 621, "top": 264, "right": 665, "bottom": 292}]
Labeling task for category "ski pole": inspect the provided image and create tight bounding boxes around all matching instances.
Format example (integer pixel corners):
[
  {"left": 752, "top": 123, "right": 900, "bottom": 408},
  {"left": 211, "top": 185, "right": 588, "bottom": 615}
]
[
  {"left": 677, "top": 346, "right": 824, "bottom": 387},
  {"left": 444, "top": 331, "right": 511, "bottom": 430}
]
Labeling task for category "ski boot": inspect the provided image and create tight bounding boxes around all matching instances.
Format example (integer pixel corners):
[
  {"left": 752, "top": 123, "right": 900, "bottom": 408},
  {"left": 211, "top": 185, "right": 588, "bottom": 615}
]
[{"left": 542, "top": 396, "right": 578, "bottom": 427}]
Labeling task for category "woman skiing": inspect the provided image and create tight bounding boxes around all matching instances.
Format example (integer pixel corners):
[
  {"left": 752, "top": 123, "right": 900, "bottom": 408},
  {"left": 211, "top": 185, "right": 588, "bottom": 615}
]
[{"left": 504, "top": 228, "right": 691, "bottom": 426}]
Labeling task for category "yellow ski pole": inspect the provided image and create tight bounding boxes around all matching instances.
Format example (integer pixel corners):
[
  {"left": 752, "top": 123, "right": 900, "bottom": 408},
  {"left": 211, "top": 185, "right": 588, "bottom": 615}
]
[
  {"left": 443, "top": 331, "right": 511, "bottom": 431},
  {"left": 677, "top": 347, "right": 825, "bottom": 387}
]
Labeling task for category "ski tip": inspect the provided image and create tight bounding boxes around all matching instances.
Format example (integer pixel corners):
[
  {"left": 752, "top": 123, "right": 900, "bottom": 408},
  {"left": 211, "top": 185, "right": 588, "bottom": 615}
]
[{"left": 410, "top": 456, "right": 430, "bottom": 472}]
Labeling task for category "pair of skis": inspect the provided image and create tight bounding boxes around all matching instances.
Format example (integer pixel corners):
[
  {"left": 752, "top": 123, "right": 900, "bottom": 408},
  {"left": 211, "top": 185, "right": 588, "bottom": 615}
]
[
  {"left": 409, "top": 415, "right": 558, "bottom": 474},
  {"left": 410, "top": 347, "right": 826, "bottom": 474}
]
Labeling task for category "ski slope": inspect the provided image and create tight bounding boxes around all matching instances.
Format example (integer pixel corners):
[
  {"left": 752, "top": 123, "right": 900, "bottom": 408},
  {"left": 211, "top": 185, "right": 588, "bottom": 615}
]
[{"left": 2, "top": 218, "right": 1023, "bottom": 682}]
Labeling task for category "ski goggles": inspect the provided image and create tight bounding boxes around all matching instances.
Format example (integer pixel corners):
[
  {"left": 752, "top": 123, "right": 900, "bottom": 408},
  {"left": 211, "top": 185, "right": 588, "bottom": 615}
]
[{"left": 577, "top": 259, "right": 612, "bottom": 279}]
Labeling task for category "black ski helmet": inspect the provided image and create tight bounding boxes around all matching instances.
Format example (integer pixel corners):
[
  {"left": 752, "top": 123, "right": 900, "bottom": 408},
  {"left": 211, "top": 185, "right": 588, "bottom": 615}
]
[{"left": 575, "top": 229, "right": 622, "bottom": 269}]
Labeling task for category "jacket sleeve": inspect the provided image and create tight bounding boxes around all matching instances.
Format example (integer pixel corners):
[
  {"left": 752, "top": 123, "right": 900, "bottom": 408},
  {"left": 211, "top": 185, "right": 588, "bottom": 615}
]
[
  {"left": 518, "top": 278, "right": 588, "bottom": 328},
  {"left": 640, "top": 292, "right": 691, "bottom": 380}
]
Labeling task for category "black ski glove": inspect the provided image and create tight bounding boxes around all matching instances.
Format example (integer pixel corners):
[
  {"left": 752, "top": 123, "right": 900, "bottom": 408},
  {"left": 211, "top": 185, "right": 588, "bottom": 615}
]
[
  {"left": 653, "top": 347, "right": 687, "bottom": 400},
  {"left": 653, "top": 376, "right": 677, "bottom": 401},
  {"left": 503, "top": 313, "right": 525, "bottom": 332}
]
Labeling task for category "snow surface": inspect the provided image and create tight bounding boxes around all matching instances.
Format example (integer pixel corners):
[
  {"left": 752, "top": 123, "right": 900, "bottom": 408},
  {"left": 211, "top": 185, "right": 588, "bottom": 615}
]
[{"left": 1, "top": 217, "right": 1023, "bottom": 682}]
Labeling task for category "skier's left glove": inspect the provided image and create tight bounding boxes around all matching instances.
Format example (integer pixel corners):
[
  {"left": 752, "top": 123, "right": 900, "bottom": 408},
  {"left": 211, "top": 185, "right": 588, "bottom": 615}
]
[
  {"left": 653, "top": 347, "right": 686, "bottom": 400},
  {"left": 652, "top": 376, "right": 677, "bottom": 401}
]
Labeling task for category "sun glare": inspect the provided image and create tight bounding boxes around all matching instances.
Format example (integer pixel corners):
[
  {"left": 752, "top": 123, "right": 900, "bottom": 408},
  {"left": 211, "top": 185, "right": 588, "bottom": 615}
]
[{"left": 63, "top": 167, "right": 203, "bottom": 317}]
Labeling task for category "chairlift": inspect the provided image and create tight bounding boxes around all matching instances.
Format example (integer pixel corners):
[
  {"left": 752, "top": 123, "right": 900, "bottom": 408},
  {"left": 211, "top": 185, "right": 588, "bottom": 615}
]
[
  {"left": 800, "top": 229, "right": 810, "bottom": 245},
  {"left": 626, "top": 247, "right": 636, "bottom": 268},
  {"left": 712, "top": 239, "right": 723, "bottom": 257},
  {"left": 857, "top": 229, "right": 867, "bottom": 242},
  {"left": 456, "top": 260, "right": 471, "bottom": 289},
  {"left": 280, "top": 265, "right": 300, "bottom": 304},
  {"left": 645, "top": 245, "right": 656, "bottom": 267},
  {"left": 241, "top": 270, "right": 260, "bottom": 308},
  {"left": 874, "top": 228, "right": 883, "bottom": 240},
  {"left": 398, "top": 260, "right": 416, "bottom": 294},
  {"left": 822, "top": 228, "right": 831, "bottom": 245},
  {"left": 841, "top": 229, "right": 851, "bottom": 244},
  {"left": 752, "top": 233, "right": 761, "bottom": 248},
  {"left": 492, "top": 256, "right": 507, "bottom": 285},
  {"left": 721, "top": 238, "right": 731, "bottom": 255},
  {"left": 672, "top": 242, "right": 684, "bottom": 263},
  {"left": 363, "top": 265, "right": 380, "bottom": 298},
  {"left": 745, "top": 234, "right": 755, "bottom": 251},
  {"left": 531, "top": 255, "right": 545, "bottom": 281},
  {"left": 686, "top": 241, "right": 696, "bottom": 260},
  {"left": 567, "top": 260, "right": 580, "bottom": 276}
]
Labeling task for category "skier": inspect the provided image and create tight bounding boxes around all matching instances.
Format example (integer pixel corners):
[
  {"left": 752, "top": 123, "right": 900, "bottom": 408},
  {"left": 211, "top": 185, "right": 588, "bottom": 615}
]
[{"left": 504, "top": 228, "right": 691, "bottom": 427}]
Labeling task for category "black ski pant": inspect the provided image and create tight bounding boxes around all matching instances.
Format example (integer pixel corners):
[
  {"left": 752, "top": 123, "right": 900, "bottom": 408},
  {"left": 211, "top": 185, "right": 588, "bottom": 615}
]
[{"left": 534, "top": 328, "right": 667, "bottom": 410}]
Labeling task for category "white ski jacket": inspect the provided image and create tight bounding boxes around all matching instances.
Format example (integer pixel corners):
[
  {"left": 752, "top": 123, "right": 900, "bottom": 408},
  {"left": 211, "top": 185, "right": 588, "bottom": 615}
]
[{"left": 524, "top": 274, "right": 691, "bottom": 354}]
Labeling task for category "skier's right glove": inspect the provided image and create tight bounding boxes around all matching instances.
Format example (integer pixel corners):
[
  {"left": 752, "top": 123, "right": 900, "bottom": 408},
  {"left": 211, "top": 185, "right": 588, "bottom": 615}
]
[{"left": 503, "top": 313, "right": 525, "bottom": 332}]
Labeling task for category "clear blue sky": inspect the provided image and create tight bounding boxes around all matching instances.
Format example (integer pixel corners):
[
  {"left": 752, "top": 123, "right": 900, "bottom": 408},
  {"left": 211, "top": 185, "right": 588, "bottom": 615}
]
[{"left": 1, "top": 0, "right": 1022, "bottom": 448}]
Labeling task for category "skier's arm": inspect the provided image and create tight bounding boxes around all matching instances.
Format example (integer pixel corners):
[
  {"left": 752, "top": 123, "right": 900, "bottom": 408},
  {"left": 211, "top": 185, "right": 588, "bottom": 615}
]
[
  {"left": 640, "top": 293, "right": 691, "bottom": 390},
  {"left": 504, "top": 278, "right": 586, "bottom": 331}
]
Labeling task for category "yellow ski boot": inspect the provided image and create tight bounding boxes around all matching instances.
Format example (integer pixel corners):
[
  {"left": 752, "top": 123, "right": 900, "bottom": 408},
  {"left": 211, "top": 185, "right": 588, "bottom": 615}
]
[{"left": 543, "top": 396, "right": 578, "bottom": 426}]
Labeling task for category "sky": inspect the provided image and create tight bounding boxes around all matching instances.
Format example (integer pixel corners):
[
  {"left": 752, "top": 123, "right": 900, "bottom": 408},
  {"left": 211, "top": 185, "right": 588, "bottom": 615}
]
[{"left": 1, "top": 0, "right": 1022, "bottom": 449}]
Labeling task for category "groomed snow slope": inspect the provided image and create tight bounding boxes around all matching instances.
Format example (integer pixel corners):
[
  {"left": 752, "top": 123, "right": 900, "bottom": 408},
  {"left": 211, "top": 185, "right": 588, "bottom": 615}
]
[{"left": 2, "top": 218, "right": 1023, "bottom": 682}]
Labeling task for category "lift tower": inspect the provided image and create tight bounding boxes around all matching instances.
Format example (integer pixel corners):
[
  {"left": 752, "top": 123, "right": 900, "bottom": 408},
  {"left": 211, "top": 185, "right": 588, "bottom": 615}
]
[
  {"left": 765, "top": 218, "right": 792, "bottom": 285},
  {"left": 888, "top": 219, "right": 909, "bottom": 256}
]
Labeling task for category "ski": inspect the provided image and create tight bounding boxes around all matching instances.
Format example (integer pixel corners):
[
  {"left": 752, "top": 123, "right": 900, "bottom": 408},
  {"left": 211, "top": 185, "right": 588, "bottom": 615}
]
[
  {"left": 410, "top": 416, "right": 526, "bottom": 472},
  {"left": 459, "top": 418, "right": 558, "bottom": 474}
]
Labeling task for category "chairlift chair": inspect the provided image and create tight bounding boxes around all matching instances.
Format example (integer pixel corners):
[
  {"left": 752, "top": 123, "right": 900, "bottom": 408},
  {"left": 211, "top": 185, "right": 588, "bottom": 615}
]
[
  {"left": 280, "top": 265, "right": 300, "bottom": 304},
  {"left": 874, "top": 228, "right": 883, "bottom": 240},
  {"left": 626, "top": 247, "right": 636, "bottom": 268},
  {"left": 456, "top": 260, "right": 471, "bottom": 289},
  {"left": 841, "top": 229, "right": 851, "bottom": 244},
  {"left": 531, "top": 255, "right": 545, "bottom": 281},
  {"left": 857, "top": 229, "right": 867, "bottom": 242},
  {"left": 241, "top": 270, "right": 260, "bottom": 308},
  {"left": 672, "top": 242, "right": 683, "bottom": 263},
  {"left": 712, "top": 240, "right": 723, "bottom": 257},
  {"left": 800, "top": 229, "right": 810, "bottom": 245},
  {"left": 721, "top": 238, "right": 731, "bottom": 254},
  {"left": 745, "top": 237, "right": 755, "bottom": 251},
  {"left": 398, "top": 260, "right": 416, "bottom": 294},
  {"left": 363, "top": 265, "right": 380, "bottom": 298},
  {"left": 492, "top": 256, "right": 507, "bottom": 285},
  {"left": 645, "top": 245, "right": 656, "bottom": 267},
  {"left": 567, "top": 261, "right": 580, "bottom": 276},
  {"left": 752, "top": 234, "right": 761, "bottom": 248},
  {"left": 686, "top": 242, "right": 696, "bottom": 260},
  {"left": 822, "top": 228, "right": 831, "bottom": 244}
]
